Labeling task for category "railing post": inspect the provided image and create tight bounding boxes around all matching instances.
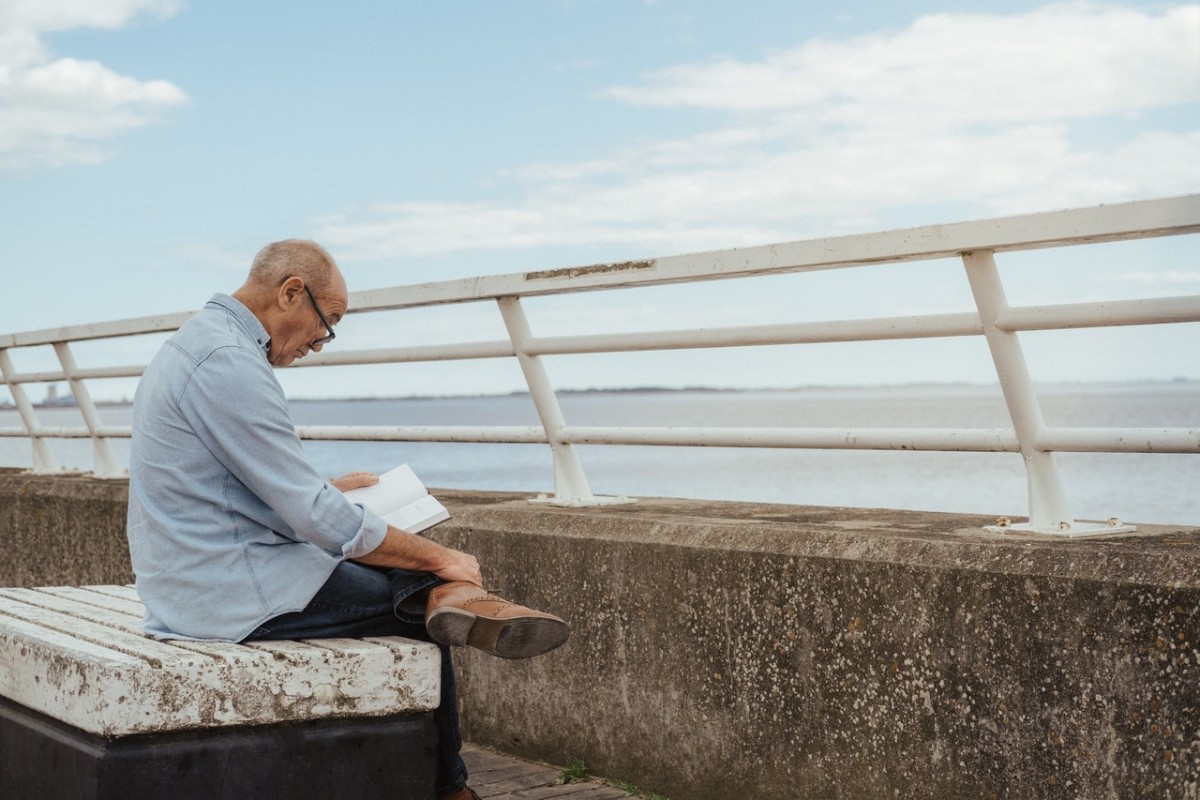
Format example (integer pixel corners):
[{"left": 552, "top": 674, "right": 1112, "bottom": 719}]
[
  {"left": 496, "top": 296, "right": 631, "bottom": 507},
  {"left": 0, "top": 349, "right": 60, "bottom": 473},
  {"left": 52, "top": 342, "right": 123, "bottom": 478},
  {"left": 962, "top": 250, "right": 1071, "bottom": 530},
  {"left": 962, "top": 251, "right": 1132, "bottom": 535}
]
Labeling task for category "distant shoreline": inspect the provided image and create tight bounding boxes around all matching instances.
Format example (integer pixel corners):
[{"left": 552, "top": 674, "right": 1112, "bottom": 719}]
[
  {"left": 7, "top": 377, "right": 1193, "bottom": 411},
  {"left": 292, "top": 377, "right": 1199, "bottom": 404}
]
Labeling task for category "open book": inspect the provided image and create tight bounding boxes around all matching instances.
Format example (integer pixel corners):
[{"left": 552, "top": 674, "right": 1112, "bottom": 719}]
[{"left": 342, "top": 464, "right": 450, "bottom": 534}]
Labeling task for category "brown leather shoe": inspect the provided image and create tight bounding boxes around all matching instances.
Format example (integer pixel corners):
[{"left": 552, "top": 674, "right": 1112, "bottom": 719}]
[
  {"left": 426, "top": 582, "right": 569, "bottom": 659},
  {"left": 439, "top": 786, "right": 483, "bottom": 800},
  {"left": 439, "top": 787, "right": 483, "bottom": 800}
]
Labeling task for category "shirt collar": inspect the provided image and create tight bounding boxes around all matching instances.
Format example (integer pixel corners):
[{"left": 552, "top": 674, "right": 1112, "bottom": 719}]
[{"left": 206, "top": 293, "right": 272, "bottom": 356}]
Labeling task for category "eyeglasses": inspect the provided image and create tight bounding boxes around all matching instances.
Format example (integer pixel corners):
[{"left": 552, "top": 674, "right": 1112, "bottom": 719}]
[{"left": 302, "top": 284, "right": 337, "bottom": 346}]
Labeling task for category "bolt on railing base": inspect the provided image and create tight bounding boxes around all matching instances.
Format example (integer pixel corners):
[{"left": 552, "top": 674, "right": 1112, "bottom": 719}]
[
  {"left": 529, "top": 493, "right": 638, "bottom": 508},
  {"left": 88, "top": 469, "right": 130, "bottom": 480},
  {"left": 985, "top": 517, "right": 1137, "bottom": 537}
]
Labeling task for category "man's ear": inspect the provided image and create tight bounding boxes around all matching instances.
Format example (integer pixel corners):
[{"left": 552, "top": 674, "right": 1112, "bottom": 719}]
[{"left": 276, "top": 276, "right": 305, "bottom": 310}]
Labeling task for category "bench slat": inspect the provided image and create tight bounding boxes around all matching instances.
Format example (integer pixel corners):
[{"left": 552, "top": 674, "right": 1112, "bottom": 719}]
[
  {"left": 0, "top": 585, "right": 442, "bottom": 736},
  {"left": 45, "top": 585, "right": 146, "bottom": 617},
  {"left": 0, "top": 589, "right": 265, "bottom": 663},
  {"left": 0, "top": 591, "right": 196, "bottom": 665}
]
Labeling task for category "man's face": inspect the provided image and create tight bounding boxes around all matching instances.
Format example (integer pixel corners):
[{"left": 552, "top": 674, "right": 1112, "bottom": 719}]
[{"left": 268, "top": 277, "right": 348, "bottom": 367}]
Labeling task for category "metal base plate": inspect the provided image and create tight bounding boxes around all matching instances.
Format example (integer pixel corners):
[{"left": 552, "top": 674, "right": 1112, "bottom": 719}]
[
  {"left": 985, "top": 520, "right": 1138, "bottom": 537},
  {"left": 529, "top": 493, "right": 638, "bottom": 507}
]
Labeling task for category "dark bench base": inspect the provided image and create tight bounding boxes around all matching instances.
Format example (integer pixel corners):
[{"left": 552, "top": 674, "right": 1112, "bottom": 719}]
[{"left": 0, "top": 696, "right": 436, "bottom": 799}]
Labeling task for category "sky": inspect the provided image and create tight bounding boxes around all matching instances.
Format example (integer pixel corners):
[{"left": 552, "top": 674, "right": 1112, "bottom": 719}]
[{"left": 1, "top": 0, "right": 1198, "bottom": 400}]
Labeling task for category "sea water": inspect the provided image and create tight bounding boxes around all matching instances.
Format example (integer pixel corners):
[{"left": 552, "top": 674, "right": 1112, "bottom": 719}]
[{"left": 2, "top": 382, "right": 1196, "bottom": 525}]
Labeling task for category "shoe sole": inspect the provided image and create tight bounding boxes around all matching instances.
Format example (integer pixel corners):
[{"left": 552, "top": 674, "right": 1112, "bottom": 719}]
[{"left": 426, "top": 607, "right": 569, "bottom": 659}]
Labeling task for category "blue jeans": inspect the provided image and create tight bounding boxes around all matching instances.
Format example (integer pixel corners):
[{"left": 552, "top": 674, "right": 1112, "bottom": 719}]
[{"left": 244, "top": 561, "right": 467, "bottom": 796}]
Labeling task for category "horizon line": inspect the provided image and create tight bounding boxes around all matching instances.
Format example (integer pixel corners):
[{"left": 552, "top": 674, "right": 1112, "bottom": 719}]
[{"left": 5, "top": 376, "right": 1196, "bottom": 409}]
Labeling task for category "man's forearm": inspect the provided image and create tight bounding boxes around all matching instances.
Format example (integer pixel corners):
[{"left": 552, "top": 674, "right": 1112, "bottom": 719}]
[
  {"left": 354, "top": 526, "right": 450, "bottom": 570},
  {"left": 353, "top": 527, "right": 483, "bottom": 585}
]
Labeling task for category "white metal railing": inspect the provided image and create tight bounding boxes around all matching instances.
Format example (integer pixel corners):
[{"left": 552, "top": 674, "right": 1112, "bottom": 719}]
[{"left": 2, "top": 196, "right": 1198, "bottom": 535}]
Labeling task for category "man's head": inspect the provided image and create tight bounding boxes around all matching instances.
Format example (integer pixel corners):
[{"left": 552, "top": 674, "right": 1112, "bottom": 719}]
[{"left": 233, "top": 240, "right": 348, "bottom": 367}]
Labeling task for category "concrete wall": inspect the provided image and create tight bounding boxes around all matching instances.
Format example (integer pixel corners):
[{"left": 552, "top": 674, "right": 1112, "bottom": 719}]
[
  {"left": 435, "top": 498, "right": 1200, "bottom": 800},
  {"left": 3, "top": 471, "right": 1199, "bottom": 799},
  {"left": 0, "top": 470, "right": 132, "bottom": 587}
]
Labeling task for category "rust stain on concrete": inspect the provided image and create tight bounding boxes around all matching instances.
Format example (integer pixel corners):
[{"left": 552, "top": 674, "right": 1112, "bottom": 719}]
[{"left": 524, "top": 260, "right": 655, "bottom": 282}]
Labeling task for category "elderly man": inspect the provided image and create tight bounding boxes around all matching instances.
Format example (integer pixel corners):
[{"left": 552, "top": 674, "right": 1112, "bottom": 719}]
[{"left": 127, "top": 239, "right": 567, "bottom": 800}]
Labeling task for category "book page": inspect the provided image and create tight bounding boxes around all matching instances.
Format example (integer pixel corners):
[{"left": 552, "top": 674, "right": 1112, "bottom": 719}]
[
  {"left": 342, "top": 464, "right": 427, "bottom": 512},
  {"left": 380, "top": 494, "right": 450, "bottom": 533},
  {"left": 342, "top": 463, "right": 450, "bottom": 534}
]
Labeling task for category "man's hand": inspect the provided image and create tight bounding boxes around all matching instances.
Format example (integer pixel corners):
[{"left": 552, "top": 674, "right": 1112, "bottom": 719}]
[
  {"left": 431, "top": 548, "right": 483, "bottom": 586},
  {"left": 330, "top": 471, "right": 378, "bottom": 492}
]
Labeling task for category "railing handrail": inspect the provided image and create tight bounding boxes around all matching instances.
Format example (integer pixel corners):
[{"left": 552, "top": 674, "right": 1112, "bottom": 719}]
[
  {"left": 351, "top": 193, "right": 1200, "bottom": 311},
  {"left": 5, "top": 194, "right": 1198, "bottom": 350},
  {"left": 2, "top": 194, "right": 1198, "bottom": 535}
]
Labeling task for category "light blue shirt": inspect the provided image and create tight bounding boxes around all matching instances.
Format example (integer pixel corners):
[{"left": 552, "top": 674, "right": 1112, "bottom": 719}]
[{"left": 127, "top": 294, "right": 388, "bottom": 641}]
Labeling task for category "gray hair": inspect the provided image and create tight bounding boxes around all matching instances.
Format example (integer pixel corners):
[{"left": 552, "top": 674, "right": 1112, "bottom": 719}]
[{"left": 247, "top": 240, "right": 338, "bottom": 293}]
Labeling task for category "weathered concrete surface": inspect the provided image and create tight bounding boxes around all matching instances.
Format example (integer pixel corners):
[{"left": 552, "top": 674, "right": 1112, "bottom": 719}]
[
  {"left": 0, "top": 469, "right": 132, "bottom": 587},
  {"left": 4, "top": 472, "right": 1199, "bottom": 798},
  {"left": 430, "top": 494, "right": 1200, "bottom": 800},
  {"left": 0, "top": 584, "right": 440, "bottom": 735}
]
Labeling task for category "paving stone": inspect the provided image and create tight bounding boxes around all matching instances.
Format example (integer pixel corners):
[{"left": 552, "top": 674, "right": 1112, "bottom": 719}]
[
  {"left": 542, "top": 787, "right": 632, "bottom": 800},
  {"left": 517, "top": 782, "right": 630, "bottom": 799},
  {"left": 460, "top": 744, "right": 641, "bottom": 800},
  {"left": 471, "top": 762, "right": 559, "bottom": 785}
]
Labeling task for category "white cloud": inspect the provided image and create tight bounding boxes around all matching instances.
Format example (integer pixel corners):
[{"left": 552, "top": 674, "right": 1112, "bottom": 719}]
[
  {"left": 604, "top": 3, "right": 1200, "bottom": 120},
  {"left": 0, "top": 0, "right": 186, "bottom": 169},
  {"left": 316, "top": 3, "right": 1200, "bottom": 262},
  {"left": 0, "top": 0, "right": 182, "bottom": 32}
]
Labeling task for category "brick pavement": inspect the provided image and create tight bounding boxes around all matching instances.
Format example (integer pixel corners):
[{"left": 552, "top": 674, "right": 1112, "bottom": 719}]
[{"left": 461, "top": 743, "right": 635, "bottom": 799}]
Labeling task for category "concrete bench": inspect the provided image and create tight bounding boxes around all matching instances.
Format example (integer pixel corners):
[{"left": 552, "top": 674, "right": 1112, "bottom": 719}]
[{"left": 0, "top": 585, "right": 442, "bottom": 799}]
